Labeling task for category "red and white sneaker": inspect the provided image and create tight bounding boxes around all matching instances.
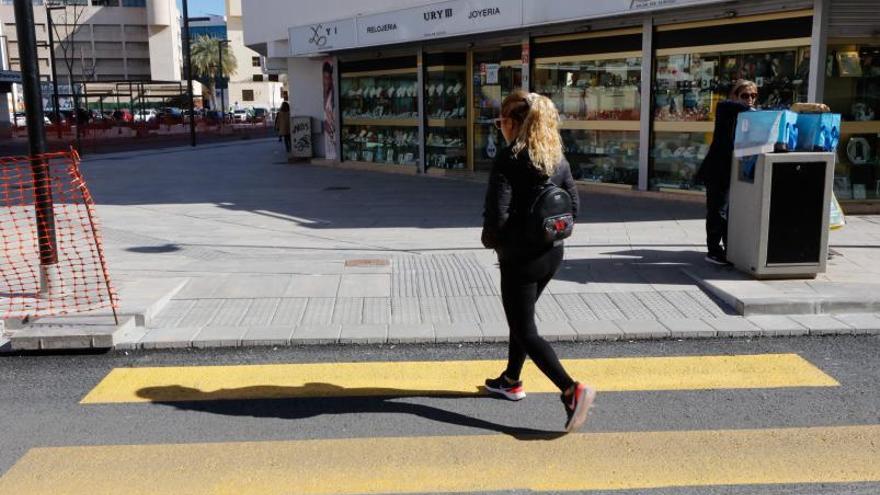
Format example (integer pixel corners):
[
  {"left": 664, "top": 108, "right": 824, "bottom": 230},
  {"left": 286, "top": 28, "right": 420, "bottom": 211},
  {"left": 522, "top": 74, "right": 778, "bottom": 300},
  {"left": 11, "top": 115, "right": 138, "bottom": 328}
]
[
  {"left": 562, "top": 382, "right": 596, "bottom": 433},
  {"left": 484, "top": 375, "right": 526, "bottom": 401}
]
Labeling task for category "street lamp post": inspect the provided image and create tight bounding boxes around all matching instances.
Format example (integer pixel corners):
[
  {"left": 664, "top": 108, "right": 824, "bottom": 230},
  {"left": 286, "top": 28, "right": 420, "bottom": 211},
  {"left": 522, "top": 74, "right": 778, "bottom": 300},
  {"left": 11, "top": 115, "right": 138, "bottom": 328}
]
[
  {"left": 182, "top": 0, "right": 196, "bottom": 146},
  {"left": 13, "top": 0, "right": 58, "bottom": 293},
  {"left": 218, "top": 39, "right": 229, "bottom": 129}
]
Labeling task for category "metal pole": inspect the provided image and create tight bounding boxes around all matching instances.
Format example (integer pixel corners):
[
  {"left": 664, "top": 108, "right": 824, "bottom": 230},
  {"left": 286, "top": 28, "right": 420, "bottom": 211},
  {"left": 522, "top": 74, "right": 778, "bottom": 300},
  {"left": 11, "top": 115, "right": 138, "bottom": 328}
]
[
  {"left": 218, "top": 39, "right": 223, "bottom": 130},
  {"left": 13, "top": 0, "right": 58, "bottom": 280},
  {"left": 46, "top": 5, "right": 61, "bottom": 139},
  {"left": 182, "top": 0, "right": 196, "bottom": 146}
]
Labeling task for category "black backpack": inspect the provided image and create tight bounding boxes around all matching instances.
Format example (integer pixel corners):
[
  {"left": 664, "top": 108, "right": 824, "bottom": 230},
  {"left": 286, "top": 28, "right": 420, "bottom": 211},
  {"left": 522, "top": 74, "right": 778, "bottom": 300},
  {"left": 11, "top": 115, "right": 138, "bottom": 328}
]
[{"left": 524, "top": 180, "right": 575, "bottom": 246}]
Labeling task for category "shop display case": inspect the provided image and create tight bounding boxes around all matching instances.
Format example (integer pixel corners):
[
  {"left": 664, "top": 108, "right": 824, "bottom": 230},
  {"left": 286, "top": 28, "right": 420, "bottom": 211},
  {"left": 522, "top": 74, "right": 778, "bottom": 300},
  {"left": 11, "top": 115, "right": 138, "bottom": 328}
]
[
  {"left": 472, "top": 57, "right": 522, "bottom": 171},
  {"left": 562, "top": 130, "right": 639, "bottom": 185},
  {"left": 341, "top": 125, "right": 420, "bottom": 166},
  {"left": 425, "top": 66, "right": 467, "bottom": 169},
  {"left": 340, "top": 70, "right": 419, "bottom": 166},
  {"left": 534, "top": 57, "right": 641, "bottom": 121},
  {"left": 650, "top": 132, "right": 711, "bottom": 191}
]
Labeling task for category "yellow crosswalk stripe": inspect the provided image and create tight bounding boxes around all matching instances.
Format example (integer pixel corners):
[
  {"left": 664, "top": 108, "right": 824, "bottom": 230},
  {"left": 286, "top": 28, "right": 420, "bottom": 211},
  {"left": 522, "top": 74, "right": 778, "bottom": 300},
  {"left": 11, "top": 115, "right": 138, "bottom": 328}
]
[
  {"left": 81, "top": 354, "right": 838, "bottom": 404},
  {"left": 2, "top": 425, "right": 878, "bottom": 494}
]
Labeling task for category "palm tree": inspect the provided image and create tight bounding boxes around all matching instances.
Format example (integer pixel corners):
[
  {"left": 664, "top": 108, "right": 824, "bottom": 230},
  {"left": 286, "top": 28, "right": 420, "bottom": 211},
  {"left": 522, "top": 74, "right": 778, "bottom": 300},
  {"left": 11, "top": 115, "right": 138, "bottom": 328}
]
[{"left": 189, "top": 35, "right": 237, "bottom": 110}]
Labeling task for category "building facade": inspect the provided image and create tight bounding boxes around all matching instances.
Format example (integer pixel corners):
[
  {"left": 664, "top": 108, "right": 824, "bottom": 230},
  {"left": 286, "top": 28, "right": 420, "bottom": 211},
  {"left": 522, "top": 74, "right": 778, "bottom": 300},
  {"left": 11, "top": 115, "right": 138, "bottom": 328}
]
[
  {"left": 243, "top": 0, "right": 878, "bottom": 208},
  {"left": 224, "top": 0, "right": 284, "bottom": 112},
  {"left": 0, "top": 0, "right": 183, "bottom": 109}
]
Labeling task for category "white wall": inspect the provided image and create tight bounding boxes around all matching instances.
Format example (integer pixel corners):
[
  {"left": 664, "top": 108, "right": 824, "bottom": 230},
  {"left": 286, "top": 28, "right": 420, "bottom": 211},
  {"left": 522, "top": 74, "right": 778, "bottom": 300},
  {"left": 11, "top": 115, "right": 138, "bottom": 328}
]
[
  {"left": 0, "top": 22, "right": 10, "bottom": 137},
  {"left": 287, "top": 57, "right": 327, "bottom": 156},
  {"left": 241, "top": 0, "right": 435, "bottom": 50},
  {"left": 148, "top": 0, "right": 181, "bottom": 81}
]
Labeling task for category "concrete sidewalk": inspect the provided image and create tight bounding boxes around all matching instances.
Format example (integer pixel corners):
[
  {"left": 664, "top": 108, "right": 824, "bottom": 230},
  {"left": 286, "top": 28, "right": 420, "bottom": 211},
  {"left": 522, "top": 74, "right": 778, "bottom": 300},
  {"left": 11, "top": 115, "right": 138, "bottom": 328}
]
[{"left": 3, "top": 139, "right": 880, "bottom": 351}]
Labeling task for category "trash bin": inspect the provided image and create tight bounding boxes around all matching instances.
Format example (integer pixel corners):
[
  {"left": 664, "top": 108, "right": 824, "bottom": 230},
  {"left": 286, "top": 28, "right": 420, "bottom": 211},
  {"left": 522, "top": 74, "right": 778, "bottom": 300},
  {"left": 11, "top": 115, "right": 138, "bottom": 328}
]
[{"left": 727, "top": 152, "right": 835, "bottom": 279}]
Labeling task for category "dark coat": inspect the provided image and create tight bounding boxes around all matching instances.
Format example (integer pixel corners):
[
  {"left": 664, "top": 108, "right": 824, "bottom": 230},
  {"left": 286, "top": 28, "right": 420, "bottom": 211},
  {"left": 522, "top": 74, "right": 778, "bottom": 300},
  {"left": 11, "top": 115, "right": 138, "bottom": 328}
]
[
  {"left": 481, "top": 145, "right": 580, "bottom": 262},
  {"left": 696, "top": 100, "right": 751, "bottom": 189}
]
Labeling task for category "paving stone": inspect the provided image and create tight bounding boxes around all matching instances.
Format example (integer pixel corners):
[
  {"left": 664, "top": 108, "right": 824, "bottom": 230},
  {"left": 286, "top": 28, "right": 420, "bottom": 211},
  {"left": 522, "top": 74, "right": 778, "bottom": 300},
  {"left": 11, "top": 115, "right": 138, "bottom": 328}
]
[
  {"left": 746, "top": 315, "right": 808, "bottom": 336},
  {"left": 284, "top": 274, "right": 340, "bottom": 297},
  {"left": 553, "top": 294, "right": 598, "bottom": 321},
  {"left": 300, "top": 298, "right": 335, "bottom": 325},
  {"left": 339, "top": 324, "right": 388, "bottom": 344},
  {"left": 662, "top": 291, "right": 717, "bottom": 319},
  {"left": 687, "top": 290, "right": 731, "bottom": 317},
  {"left": 473, "top": 295, "right": 506, "bottom": 322},
  {"left": 239, "top": 298, "right": 280, "bottom": 327},
  {"left": 177, "top": 299, "right": 224, "bottom": 328},
  {"left": 270, "top": 298, "right": 307, "bottom": 326},
  {"left": 434, "top": 323, "right": 481, "bottom": 343},
  {"left": 580, "top": 293, "right": 625, "bottom": 320},
  {"left": 614, "top": 319, "right": 671, "bottom": 339},
  {"left": 240, "top": 326, "right": 294, "bottom": 346},
  {"left": 212, "top": 275, "right": 292, "bottom": 298},
  {"left": 419, "top": 297, "right": 451, "bottom": 324},
  {"left": 637, "top": 292, "right": 687, "bottom": 320},
  {"left": 362, "top": 297, "right": 391, "bottom": 324},
  {"left": 832, "top": 313, "right": 880, "bottom": 335},
  {"left": 139, "top": 327, "right": 201, "bottom": 349},
  {"left": 608, "top": 293, "right": 654, "bottom": 320},
  {"left": 391, "top": 297, "right": 422, "bottom": 324},
  {"left": 447, "top": 296, "right": 481, "bottom": 323},
  {"left": 568, "top": 320, "right": 624, "bottom": 341},
  {"left": 175, "top": 276, "right": 227, "bottom": 299},
  {"left": 332, "top": 297, "right": 364, "bottom": 325},
  {"left": 338, "top": 274, "right": 391, "bottom": 297},
  {"left": 789, "top": 314, "right": 854, "bottom": 336},
  {"left": 479, "top": 322, "right": 509, "bottom": 342},
  {"left": 192, "top": 326, "right": 247, "bottom": 348},
  {"left": 388, "top": 323, "right": 434, "bottom": 343},
  {"left": 206, "top": 299, "right": 251, "bottom": 326},
  {"left": 703, "top": 317, "right": 762, "bottom": 337},
  {"left": 660, "top": 318, "right": 716, "bottom": 338},
  {"left": 535, "top": 294, "right": 568, "bottom": 322},
  {"left": 150, "top": 299, "right": 197, "bottom": 328},
  {"left": 290, "top": 324, "right": 341, "bottom": 344},
  {"left": 538, "top": 321, "right": 578, "bottom": 342}
]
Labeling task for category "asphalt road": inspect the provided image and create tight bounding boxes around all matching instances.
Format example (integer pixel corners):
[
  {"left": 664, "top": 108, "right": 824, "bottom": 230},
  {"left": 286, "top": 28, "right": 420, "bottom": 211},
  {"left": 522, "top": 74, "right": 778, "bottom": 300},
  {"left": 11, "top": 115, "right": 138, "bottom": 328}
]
[{"left": 1, "top": 336, "right": 879, "bottom": 494}]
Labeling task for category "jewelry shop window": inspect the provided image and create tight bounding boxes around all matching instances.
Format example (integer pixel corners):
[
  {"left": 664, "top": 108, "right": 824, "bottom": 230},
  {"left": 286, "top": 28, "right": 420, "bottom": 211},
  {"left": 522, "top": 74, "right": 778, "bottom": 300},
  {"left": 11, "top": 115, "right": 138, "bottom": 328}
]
[
  {"left": 651, "top": 13, "right": 813, "bottom": 192},
  {"left": 472, "top": 47, "right": 523, "bottom": 172},
  {"left": 340, "top": 57, "right": 420, "bottom": 167},
  {"left": 425, "top": 52, "right": 467, "bottom": 170},
  {"left": 825, "top": 43, "right": 880, "bottom": 201},
  {"left": 533, "top": 29, "right": 642, "bottom": 186}
]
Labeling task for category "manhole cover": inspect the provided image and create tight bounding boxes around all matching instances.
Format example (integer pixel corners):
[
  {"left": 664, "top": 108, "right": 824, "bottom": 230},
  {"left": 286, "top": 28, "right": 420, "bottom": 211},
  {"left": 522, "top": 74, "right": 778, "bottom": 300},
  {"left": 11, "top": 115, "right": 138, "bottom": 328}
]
[
  {"left": 324, "top": 186, "right": 351, "bottom": 191},
  {"left": 345, "top": 258, "right": 389, "bottom": 267}
]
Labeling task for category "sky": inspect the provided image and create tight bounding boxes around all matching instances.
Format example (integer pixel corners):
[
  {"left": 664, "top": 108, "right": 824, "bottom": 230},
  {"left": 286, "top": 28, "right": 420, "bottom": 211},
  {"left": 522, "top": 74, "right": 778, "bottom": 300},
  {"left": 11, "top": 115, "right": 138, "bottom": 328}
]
[{"left": 176, "top": 0, "right": 225, "bottom": 17}]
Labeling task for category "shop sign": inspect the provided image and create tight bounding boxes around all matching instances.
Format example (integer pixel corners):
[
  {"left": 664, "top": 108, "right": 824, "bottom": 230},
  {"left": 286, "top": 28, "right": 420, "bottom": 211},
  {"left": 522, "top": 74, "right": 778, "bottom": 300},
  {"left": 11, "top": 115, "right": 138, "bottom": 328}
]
[
  {"left": 356, "top": 0, "right": 522, "bottom": 46},
  {"left": 0, "top": 70, "right": 21, "bottom": 84},
  {"left": 289, "top": 19, "right": 357, "bottom": 56},
  {"left": 522, "top": 0, "right": 726, "bottom": 25}
]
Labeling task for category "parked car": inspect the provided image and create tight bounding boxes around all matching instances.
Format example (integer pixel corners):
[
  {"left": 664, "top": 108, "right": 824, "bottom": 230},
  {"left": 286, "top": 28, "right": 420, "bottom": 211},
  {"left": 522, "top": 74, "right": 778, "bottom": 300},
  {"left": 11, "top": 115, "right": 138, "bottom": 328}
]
[
  {"left": 251, "top": 107, "right": 269, "bottom": 123},
  {"left": 133, "top": 109, "right": 158, "bottom": 122},
  {"left": 231, "top": 109, "right": 249, "bottom": 122},
  {"left": 11, "top": 112, "right": 52, "bottom": 127}
]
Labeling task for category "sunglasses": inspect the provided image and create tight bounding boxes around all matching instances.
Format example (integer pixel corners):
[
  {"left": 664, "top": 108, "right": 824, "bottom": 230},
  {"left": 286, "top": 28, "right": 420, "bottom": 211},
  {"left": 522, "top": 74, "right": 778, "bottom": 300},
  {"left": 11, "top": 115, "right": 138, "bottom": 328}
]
[{"left": 738, "top": 92, "right": 759, "bottom": 100}]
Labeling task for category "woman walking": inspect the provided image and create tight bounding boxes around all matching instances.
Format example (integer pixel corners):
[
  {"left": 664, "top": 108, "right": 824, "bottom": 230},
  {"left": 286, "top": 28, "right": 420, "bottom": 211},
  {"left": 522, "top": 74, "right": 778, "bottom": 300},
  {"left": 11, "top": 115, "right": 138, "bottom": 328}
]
[
  {"left": 275, "top": 101, "right": 291, "bottom": 153},
  {"left": 696, "top": 80, "right": 757, "bottom": 265},
  {"left": 481, "top": 90, "right": 596, "bottom": 433}
]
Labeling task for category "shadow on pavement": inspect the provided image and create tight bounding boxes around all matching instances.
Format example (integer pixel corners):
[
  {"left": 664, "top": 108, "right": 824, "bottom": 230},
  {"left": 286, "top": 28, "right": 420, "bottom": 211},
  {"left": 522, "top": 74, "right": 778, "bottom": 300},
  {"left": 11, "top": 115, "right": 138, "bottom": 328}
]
[
  {"left": 78, "top": 140, "right": 704, "bottom": 231},
  {"left": 136, "top": 383, "right": 567, "bottom": 441}
]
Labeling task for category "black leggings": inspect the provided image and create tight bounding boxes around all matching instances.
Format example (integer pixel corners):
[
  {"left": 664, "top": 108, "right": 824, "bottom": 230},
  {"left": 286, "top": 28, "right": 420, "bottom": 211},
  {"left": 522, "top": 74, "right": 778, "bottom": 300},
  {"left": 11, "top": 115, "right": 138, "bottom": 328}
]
[{"left": 500, "top": 245, "right": 575, "bottom": 393}]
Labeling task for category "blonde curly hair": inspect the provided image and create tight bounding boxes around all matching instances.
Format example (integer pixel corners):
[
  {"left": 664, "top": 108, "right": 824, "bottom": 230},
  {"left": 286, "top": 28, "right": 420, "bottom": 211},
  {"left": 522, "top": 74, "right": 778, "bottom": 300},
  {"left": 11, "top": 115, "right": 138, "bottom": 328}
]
[{"left": 501, "top": 90, "right": 563, "bottom": 176}]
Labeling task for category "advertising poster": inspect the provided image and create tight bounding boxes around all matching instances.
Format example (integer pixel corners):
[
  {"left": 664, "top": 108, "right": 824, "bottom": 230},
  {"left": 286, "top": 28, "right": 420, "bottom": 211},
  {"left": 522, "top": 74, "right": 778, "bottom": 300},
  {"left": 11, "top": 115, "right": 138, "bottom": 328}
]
[{"left": 322, "top": 57, "right": 338, "bottom": 160}]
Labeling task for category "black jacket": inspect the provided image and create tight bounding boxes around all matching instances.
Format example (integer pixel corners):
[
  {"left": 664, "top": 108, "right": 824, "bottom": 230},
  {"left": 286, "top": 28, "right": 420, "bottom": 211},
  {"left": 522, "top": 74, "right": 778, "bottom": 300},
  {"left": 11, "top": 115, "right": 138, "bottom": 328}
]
[
  {"left": 696, "top": 100, "right": 751, "bottom": 189},
  {"left": 481, "top": 145, "right": 579, "bottom": 262}
]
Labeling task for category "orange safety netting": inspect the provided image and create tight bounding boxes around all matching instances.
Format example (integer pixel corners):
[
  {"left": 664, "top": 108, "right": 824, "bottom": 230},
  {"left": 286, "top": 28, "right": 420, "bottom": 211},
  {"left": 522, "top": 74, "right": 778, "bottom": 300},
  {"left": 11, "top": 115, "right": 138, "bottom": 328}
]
[{"left": 0, "top": 149, "right": 117, "bottom": 320}]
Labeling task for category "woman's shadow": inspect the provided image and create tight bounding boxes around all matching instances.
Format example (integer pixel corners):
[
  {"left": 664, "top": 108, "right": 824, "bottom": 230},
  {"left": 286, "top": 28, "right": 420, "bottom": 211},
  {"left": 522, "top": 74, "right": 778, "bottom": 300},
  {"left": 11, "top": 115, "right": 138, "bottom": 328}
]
[{"left": 136, "top": 382, "right": 566, "bottom": 441}]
